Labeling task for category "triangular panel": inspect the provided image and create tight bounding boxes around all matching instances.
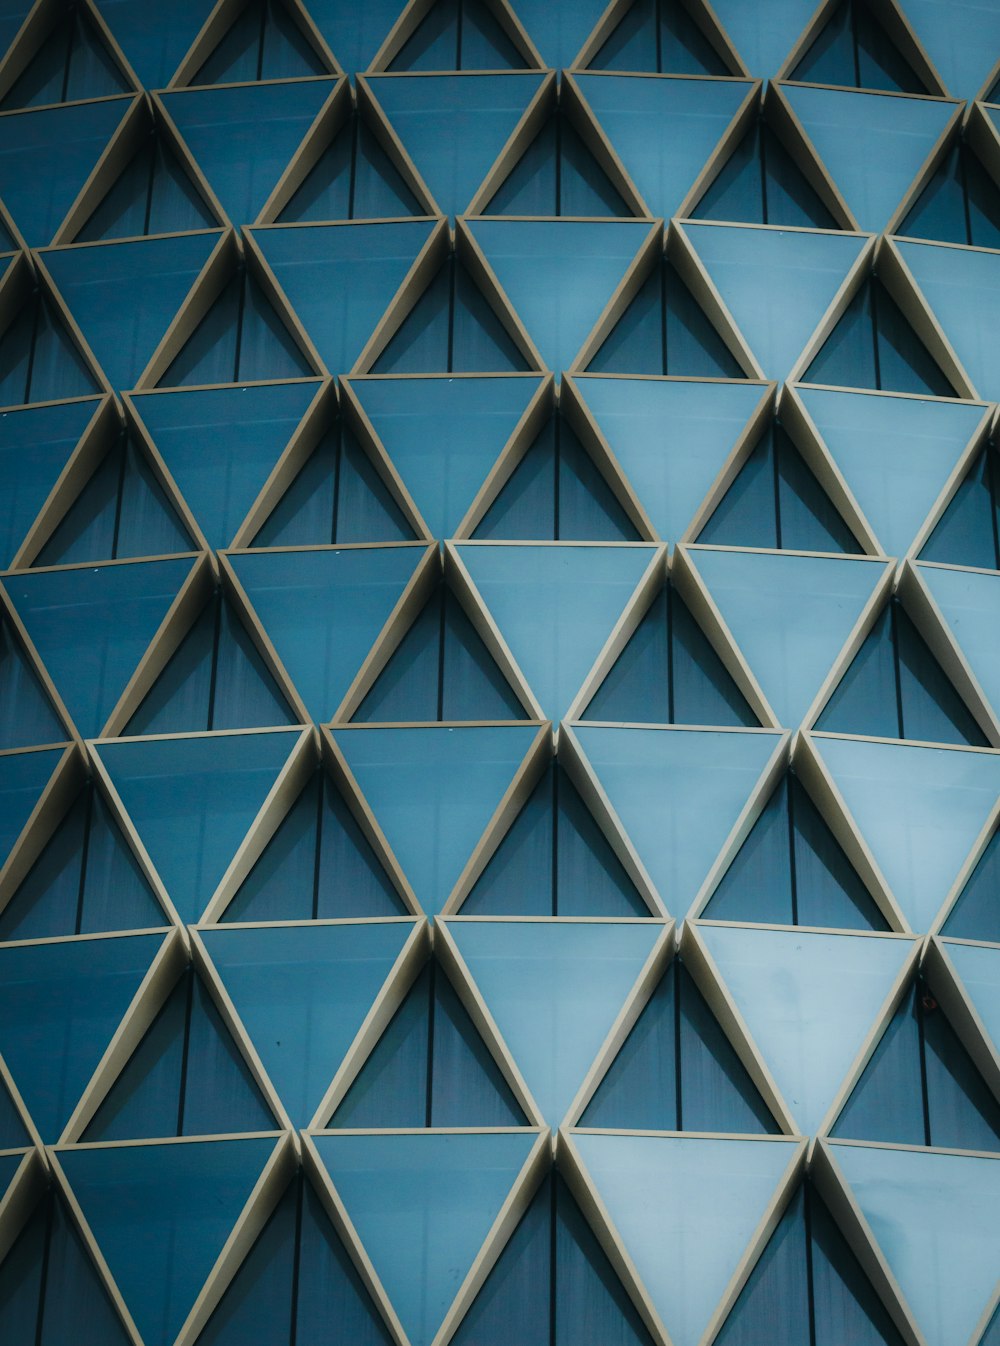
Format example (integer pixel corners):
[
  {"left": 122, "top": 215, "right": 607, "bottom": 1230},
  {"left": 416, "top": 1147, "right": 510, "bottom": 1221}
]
[
  {"left": 92, "top": 0, "right": 217, "bottom": 89},
  {"left": 0, "top": 747, "right": 67, "bottom": 876},
  {"left": 706, "top": 0, "right": 819, "bottom": 77},
  {"left": 894, "top": 0, "right": 1000, "bottom": 99},
  {"left": 917, "top": 562, "right": 1000, "bottom": 724}
]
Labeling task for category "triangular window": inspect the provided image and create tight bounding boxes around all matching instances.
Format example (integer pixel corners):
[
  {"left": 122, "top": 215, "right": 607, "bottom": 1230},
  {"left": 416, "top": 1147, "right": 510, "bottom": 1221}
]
[
  {"left": 790, "top": 0, "right": 930, "bottom": 94},
  {"left": 943, "top": 828, "right": 1000, "bottom": 943},
  {"left": 461, "top": 759, "right": 651, "bottom": 916},
  {"left": 804, "top": 275, "right": 956, "bottom": 397},
  {"left": 0, "top": 283, "right": 98, "bottom": 406},
  {"left": 0, "top": 611, "right": 66, "bottom": 750},
  {"left": 0, "top": 1, "right": 131, "bottom": 111},
  {"left": 328, "top": 955, "right": 529, "bottom": 1127},
  {"left": 188, "top": 0, "right": 328, "bottom": 85},
  {"left": 352, "top": 576, "right": 527, "bottom": 723},
  {"left": 372, "top": 250, "right": 530, "bottom": 374},
  {"left": 389, "top": 0, "right": 528, "bottom": 71},
  {"left": 703, "top": 771, "right": 889, "bottom": 930},
  {"left": 484, "top": 107, "right": 632, "bottom": 217},
  {"left": 0, "top": 780, "right": 163, "bottom": 941},
  {"left": 587, "top": 256, "right": 744, "bottom": 378},
  {"left": 833, "top": 975, "right": 1000, "bottom": 1150},
  {"left": 33, "top": 428, "right": 194, "bottom": 565},
  {"left": 160, "top": 261, "right": 314, "bottom": 387},
  {"left": 223, "top": 765, "right": 407, "bottom": 921},
  {"left": 587, "top": 0, "right": 729, "bottom": 75},
  {"left": 697, "top": 421, "right": 861, "bottom": 553},
  {"left": 123, "top": 586, "right": 297, "bottom": 735},
  {"left": 83, "top": 963, "right": 276, "bottom": 1140},
  {"left": 920, "top": 442, "right": 1000, "bottom": 571},
  {"left": 583, "top": 579, "right": 759, "bottom": 726},
  {"left": 693, "top": 116, "right": 837, "bottom": 228},
  {"left": 901, "top": 136, "right": 1000, "bottom": 249},
  {"left": 817, "top": 597, "right": 988, "bottom": 746},
  {"left": 581, "top": 956, "right": 780, "bottom": 1132},
  {"left": 277, "top": 111, "right": 422, "bottom": 222},
  {"left": 473, "top": 407, "right": 639, "bottom": 540}
]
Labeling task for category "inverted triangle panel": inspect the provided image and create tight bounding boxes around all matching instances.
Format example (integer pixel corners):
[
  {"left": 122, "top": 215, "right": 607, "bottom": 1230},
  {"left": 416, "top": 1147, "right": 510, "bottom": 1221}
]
[
  {"left": 706, "top": 0, "right": 819, "bottom": 76},
  {"left": 573, "top": 74, "right": 753, "bottom": 219},
  {"left": 160, "top": 80, "right": 334, "bottom": 227},
  {"left": 367, "top": 73, "right": 544, "bottom": 216},
  {"left": 228, "top": 544, "right": 426, "bottom": 722},
  {"left": 250, "top": 220, "right": 437, "bottom": 374},
  {"left": 465, "top": 219, "right": 652, "bottom": 372},
  {"left": 812, "top": 734, "right": 1000, "bottom": 932},
  {"left": 575, "top": 376, "right": 765, "bottom": 541},
  {"left": 348, "top": 374, "right": 543, "bottom": 537},
  {"left": 312, "top": 1129, "right": 538, "bottom": 1346},
  {"left": 506, "top": 0, "right": 607, "bottom": 66},
  {"left": 132, "top": 381, "right": 320, "bottom": 550},
  {"left": 0, "top": 930, "right": 164, "bottom": 1139},
  {"left": 5, "top": 556, "right": 195, "bottom": 738},
  {"left": 917, "top": 563, "right": 1000, "bottom": 723},
  {"left": 0, "top": 98, "right": 130, "bottom": 247},
  {"left": 571, "top": 1132, "right": 800, "bottom": 1346},
  {"left": 681, "top": 221, "right": 868, "bottom": 381},
  {"left": 829, "top": 1141, "right": 1000, "bottom": 1346},
  {"left": 570, "top": 725, "right": 782, "bottom": 916},
  {"left": 797, "top": 387, "right": 984, "bottom": 558},
  {"left": 454, "top": 542, "right": 656, "bottom": 720},
  {"left": 894, "top": 0, "right": 1000, "bottom": 99},
  {"left": 698, "top": 924, "right": 914, "bottom": 1134},
  {"left": 199, "top": 920, "right": 415, "bottom": 1126},
  {"left": 58, "top": 1134, "right": 280, "bottom": 1346},
  {"left": 92, "top": 0, "right": 217, "bottom": 88},
  {"left": 304, "top": 0, "right": 406, "bottom": 75},
  {"left": 686, "top": 548, "right": 890, "bottom": 727},
  {"left": 446, "top": 919, "right": 660, "bottom": 1123},
  {"left": 94, "top": 729, "right": 300, "bottom": 924},
  {"left": 41, "top": 232, "right": 222, "bottom": 393},
  {"left": 330, "top": 723, "right": 539, "bottom": 915}
]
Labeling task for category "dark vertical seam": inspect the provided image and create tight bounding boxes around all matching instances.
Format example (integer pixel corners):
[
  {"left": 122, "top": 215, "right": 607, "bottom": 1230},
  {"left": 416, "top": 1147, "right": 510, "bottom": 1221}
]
[
  {"left": 288, "top": 1175, "right": 305, "bottom": 1346},
  {"left": 986, "top": 445, "right": 1000, "bottom": 570},
  {"left": 674, "top": 960, "right": 683, "bottom": 1130},
  {"left": 23, "top": 294, "right": 42, "bottom": 404},
  {"left": 425, "top": 960, "right": 437, "bottom": 1127},
  {"left": 772, "top": 429, "right": 783, "bottom": 549},
  {"left": 917, "top": 984, "right": 933, "bottom": 1146},
  {"left": 660, "top": 256, "right": 668, "bottom": 374},
  {"left": 551, "top": 767, "right": 559, "bottom": 916},
  {"left": 850, "top": 0, "right": 861, "bottom": 88},
  {"left": 548, "top": 1178, "right": 558, "bottom": 1345},
  {"left": 436, "top": 588, "right": 447, "bottom": 721},
  {"left": 33, "top": 1196, "right": 56, "bottom": 1346},
  {"left": 553, "top": 414, "right": 561, "bottom": 538},
  {"left": 143, "top": 131, "right": 157, "bottom": 236},
  {"left": 959, "top": 143, "right": 974, "bottom": 246},
  {"left": 111, "top": 433, "right": 129, "bottom": 559},
  {"left": 348, "top": 114, "right": 359, "bottom": 219},
  {"left": 870, "top": 278, "right": 883, "bottom": 390},
  {"left": 787, "top": 778, "right": 799, "bottom": 926},
  {"left": 233, "top": 267, "right": 248, "bottom": 382},
  {"left": 311, "top": 772, "right": 324, "bottom": 920},
  {"left": 554, "top": 108, "right": 562, "bottom": 215},
  {"left": 446, "top": 255, "right": 457, "bottom": 372},
  {"left": 176, "top": 971, "right": 195, "bottom": 1134},
  {"left": 804, "top": 1182, "right": 818, "bottom": 1346},
  {"left": 455, "top": 0, "right": 464, "bottom": 70},
  {"left": 331, "top": 418, "right": 343, "bottom": 543},
  {"left": 759, "top": 117, "right": 769, "bottom": 225},
  {"left": 206, "top": 593, "right": 223, "bottom": 731},
  {"left": 256, "top": 0, "right": 267, "bottom": 82},
  {"left": 61, "top": 13, "right": 74, "bottom": 104},
  {"left": 890, "top": 601, "right": 905, "bottom": 740},
  {"left": 654, "top": 0, "right": 663, "bottom": 73},
  {"left": 666, "top": 582, "right": 675, "bottom": 723},
  {"left": 74, "top": 783, "right": 96, "bottom": 935}
]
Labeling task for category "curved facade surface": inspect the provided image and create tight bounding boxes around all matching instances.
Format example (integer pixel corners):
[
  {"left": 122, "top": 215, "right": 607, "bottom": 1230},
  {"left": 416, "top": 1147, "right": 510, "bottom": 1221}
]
[{"left": 2, "top": 1, "right": 1000, "bottom": 1343}]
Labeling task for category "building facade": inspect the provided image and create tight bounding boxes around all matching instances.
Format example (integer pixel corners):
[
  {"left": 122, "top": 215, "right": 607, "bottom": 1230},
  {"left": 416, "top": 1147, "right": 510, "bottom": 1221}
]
[{"left": 1, "top": 0, "right": 1000, "bottom": 1343}]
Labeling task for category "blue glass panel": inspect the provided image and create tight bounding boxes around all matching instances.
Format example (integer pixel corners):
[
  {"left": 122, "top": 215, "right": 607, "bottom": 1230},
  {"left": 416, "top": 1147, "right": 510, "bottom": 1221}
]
[
  {"left": 447, "top": 919, "right": 659, "bottom": 1124},
  {"left": 330, "top": 723, "right": 538, "bottom": 916},
  {"left": 575, "top": 376, "right": 763, "bottom": 543},
  {"left": 695, "top": 119, "right": 837, "bottom": 228},
  {"left": 0, "top": 399, "right": 99, "bottom": 567},
  {"left": 507, "top": 0, "right": 607, "bottom": 66},
  {"left": 312, "top": 1130, "right": 538, "bottom": 1346},
  {"left": 0, "top": 289, "right": 99, "bottom": 407},
  {"left": 689, "top": 549, "right": 887, "bottom": 728},
  {"left": 920, "top": 446, "right": 1000, "bottom": 570},
  {"left": 792, "top": 0, "right": 927, "bottom": 93},
  {"left": 681, "top": 223, "right": 867, "bottom": 383},
  {"left": 6, "top": 555, "right": 195, "bottom": 738},
  {"left": 161, "top": 81, "right": 334, "bottom": 228},
  {"left": 464, "top": 220, "right": 651, "bottom": 374},
  {"left": 829, "top": 1141, "right": 1000, "bottom": 1346},
  {"left": 574, "top": 75, "right": 752, "bottom": 220},
  {"left": 588, "top": 0, "right": 728, "bottom": 74},
  {"left": 894, "top": 601, "right": 987, "bottom": 746},
  {"left": 228, "top": 544, "right": 425, "bottom": 722},
  {"left": 278, "top": 112, "right": 421, "bottom": 221},
  {"left": 462, "top": 761, "right": 649, "bottom": 917},
  {"left": 92, "top": 0, "right": 216, "bottom": 88},
  {"left": 485, "top": 106, "right": 631, "bottom": 217},
  {"left": 943, "top": 829, "right": 1000, "bottom": 942},
  {"left": 0, "top": 613, "right": 67, "bottom": 750},
  {"left": 0, "top": 930, "right": 164, "bottom": 1139},
  {"left": 896, "top": 0, "right": 1000, "bottom": 100},
  {"left": 191, "top": 0, "right": 327, "bottom": 84},
  {"left": 59, "top": 1135, "right": 280, "bottom": 1346},
  {"left": 0, "top": 746, "right": 65, "bottom": 871},
  {"left": 455, "top": 543, "right": 655, "bottom": 720},
  {"left": 0, "top": 1073, "right": 29, "bottom": 1146},
  {"left": 798, "top": 387, "right": 983, "bottom": 559},
  {"left": 0, "top": 98, "right": 129, "bottom": 247},
  {"left": 389, "top": 0, "right": 526, "bottom": 72},
  {"left": 1, "top": 6, "right": 131, "bottom": 111},
  {"left": 347, "top": 374, "right": 541, "bottom": 538},
  {"left": 917, "top": 563, "right": 1000, "bottom": 726},
  {"left": 940, "top": 941, "right": 1000, "bottom": 1100},
  {"left": 304, "top": 0, "right": 406, "bottom": 76},
  {"left": 41, "top": 232, "right": 222, "bottom": 393},
  {"left": 571, "top": 1133, "right": 799, "bottom": 1346},
  {"left": 780, "top": 86, "right": 955, "bottom": 234},
  {"left": 369, "top": 73, "right": 543, "bottom": 217},
  {"left": 812, "top": 734, "right": 1000, "bottom": 933},
  {"left": 707, "top": 0, "right": 818, "bottom": 77},
  {"left": 249, "top": 220, "right": 437, "bottom": 375},
  {"left": 94, "top": 729, "right": 299, "bottom": 923},
  {"left": 200, "top": 921, "right": 414, "bottom": 1126},
  {"left": 133, "top": 381, "right": 319, "bottom": 549}
]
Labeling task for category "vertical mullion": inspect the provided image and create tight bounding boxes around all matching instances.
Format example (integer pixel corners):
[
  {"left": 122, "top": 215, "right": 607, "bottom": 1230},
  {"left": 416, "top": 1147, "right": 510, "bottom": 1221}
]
[
  {"left": 73, "top": 784, "right": 96, "bottom": 935},
  {"left": 890, "top": 601, "right": 905, "bottom": 740},
  {"left": 869, "top": 279, "right": 883, "bottom": 390},
  {"left": 786, "top": 777, "right": 799, "bottom": 926},
  {"left": 917, "top": 985, "right": 933, "bottom": 1147},
  {"left": 331, "top": 419, "right": 343, "bottom": 543},
  {"left": 311, "top": 772, "right": 325, "bottom": 920},
  {"left": 175, "top": 970, "right": 196, "bottom": 1135},
  {"left": 551, "top": 766, "right": 559, "bottom": 916},
  {"left": 986, "top": 445, "right": 1000, "bottom": 570},
  {"left": 425, "top": 960, "right": 437, "bottom": 1127},
  {"left": 206, "top": 593, "right": 223, "bottom": 731},
  {"left": 110, "top": 433, "right": 129, "bottom": 560},
  {"left": 288, "top": 1175, "right": 305, "bottom": 1346}
]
